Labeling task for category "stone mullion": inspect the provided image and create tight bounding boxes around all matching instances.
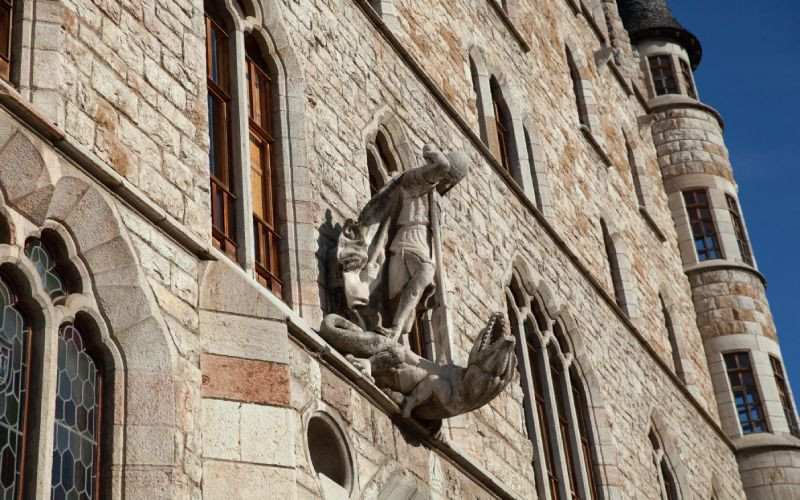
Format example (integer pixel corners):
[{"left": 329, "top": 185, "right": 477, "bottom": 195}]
[
  {"left": 230, "top": 29, "right": 256, "bottom": 275},
  {"left": 30, "top": 320, "right": 61, "bottom": 499},
  {"left": 654, "top": 449, "right": 668, "bottom": 499},
  {"left": 560, "top": 360, "right": 592, "bottom": 500},
  {"left": 509, "top": 117, "right": 536, "bottom": 198},
  {"left": 539, "top": 324, "right": 572, "bottom": 500},
  {"left": 513, "top": 304, "right": 551, "bottom": 500}
]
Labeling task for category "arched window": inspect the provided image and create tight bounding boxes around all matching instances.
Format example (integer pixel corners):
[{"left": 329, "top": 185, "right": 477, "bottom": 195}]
[
  {"left": 506, "top": 274, "right": 601, "bottom": 500},
  {"left": 659, "top": 294, "right": 686, "bottom": 384},
  {"left": 725, "top": 195, "right": 753, "bottom": 266},
  {"left": 0, "top": 277, "right": 31, "bottom": 498},
  {"left": 600, "top": 220, "right": 626, "bottom": 314},
  {"left": 490, "top": 76, "right": 513, "bottom": 176},
  {"left": 205, "top": 3, "right": 237, "bottom": 258},
  {"left": 649, "top": 429, "right": 680, "bottom": 500},
  {"left": 366, "top": 131, "right": 398, "bottom": 196},
  {"left": 566, "top": 47, "right": 591, "bottom": 130},
  {"left": 625, "top": 136, "right": 645, "bottom": 208},
  {"left": 51, "top": 323, "right": 102, "bottom": 500},
  {"left": 523, "top": 126, "right": 543, "bottom": 212},
  {"left": 246, "top": 37, "right": 282, "bottom": 295}
]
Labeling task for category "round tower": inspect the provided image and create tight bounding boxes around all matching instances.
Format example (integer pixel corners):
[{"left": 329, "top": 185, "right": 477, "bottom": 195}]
[{"left": 618, "top": 1, "right": 800, "bottom": 498}]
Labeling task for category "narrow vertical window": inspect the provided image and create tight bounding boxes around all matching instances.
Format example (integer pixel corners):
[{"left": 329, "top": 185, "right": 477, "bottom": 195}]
[
  {"left": 550, "top": 352, "right": 578, "bottom": 499},
  {"left": 572, "top": 375, "right": 600, "bottom": 500},
  {"left": 51, "top": 324, "right": 102, "bottom": 500},
  {"left": 246, "top": 40, "right": 282, "bottom": 296},
  {"left": 724, "top": 352, "right": 768, "bottom": 434},
  {"left": 648, "top": 55, "right": 679, "bottom": 96},
  {"left": 679, "top": 59, "right": 696, "bottom": 99},
  {"left": 530, "top": 334, "right": 558, "bottom": 500},
  {"left": 523, "top": 127, "right": 543, "bottom": 211},
  {"left": 725, "top": 195, "right": 753, "bottom": 266},
  {"left": 0, "top": 278, "right": 31, "bottom": 498},
  {"left": 490, "top": 77, "right": 512, "bottom": 176},
  {"left": 567, "top": 49, "right": 589, "bottom": 127},
  {"left": 206, "top": 7, "right": 237, "bottom": 258},
  {"left": 683, "top": 190, "right": 722, "bottom": 261},
  {"left": 659, "top": 295, "right": 685, "bottom": 384},
  {"left": 770, "top": 356, "right": 800, "bottom": 438},
  {"left": 626, "top": 138, "right": 645, "bottom": 207},
  {"left": 0, "top": 0, "right": 12, "bottom": 81},
  {"left": 407, "top": 310, "right": 426, "bottom": 358},
  {"left": 366, "top": 131, "right": 398, "bottom": 197},
  {"left": 600, "top": 220, "right": 625, "bottom": 312}
]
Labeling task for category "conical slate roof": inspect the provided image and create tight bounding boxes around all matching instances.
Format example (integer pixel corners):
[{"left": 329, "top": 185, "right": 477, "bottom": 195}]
[{"left": 617, "top": 0, "right": 702, "bottom": 68}]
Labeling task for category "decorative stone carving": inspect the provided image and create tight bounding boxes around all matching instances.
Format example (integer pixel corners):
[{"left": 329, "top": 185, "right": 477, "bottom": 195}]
[{"left": 321, "top": 145, "right": 516, "bottom": 420}]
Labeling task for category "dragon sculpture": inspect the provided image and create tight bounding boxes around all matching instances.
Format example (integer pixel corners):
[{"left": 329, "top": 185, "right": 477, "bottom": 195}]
[{"left": 321, "top": 145, "right": 517, "bottom": 420}]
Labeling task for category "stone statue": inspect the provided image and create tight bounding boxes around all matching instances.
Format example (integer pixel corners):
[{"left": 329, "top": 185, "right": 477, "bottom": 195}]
[{"left": 321, "top": 144, "right": 517, "bottom": 420}]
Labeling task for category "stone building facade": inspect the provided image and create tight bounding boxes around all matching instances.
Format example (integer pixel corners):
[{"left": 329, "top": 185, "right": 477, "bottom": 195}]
[{"left": 0, "top": 0, "right": 795, "bottom": 497}]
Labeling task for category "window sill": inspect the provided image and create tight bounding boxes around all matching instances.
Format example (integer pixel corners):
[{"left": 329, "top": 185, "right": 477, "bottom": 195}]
[
  {"left": 639, "top": 206, "right": 667, "bottom": 242},
  {"left": 578, "top": 124, "right": 612, "bottom": 169},
  {"left": 487, "top": 0, "right": 531, "bottom": 52}
]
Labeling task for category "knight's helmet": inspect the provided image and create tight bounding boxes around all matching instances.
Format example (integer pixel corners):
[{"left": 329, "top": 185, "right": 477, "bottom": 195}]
[{"left": 618, "top": 0, "right": 800, "bottom": 496}]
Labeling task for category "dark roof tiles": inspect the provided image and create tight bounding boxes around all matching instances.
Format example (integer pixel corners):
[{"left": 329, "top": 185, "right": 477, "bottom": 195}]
[{"left": 617, "top": 0, "right": 702, "bottom": 68}]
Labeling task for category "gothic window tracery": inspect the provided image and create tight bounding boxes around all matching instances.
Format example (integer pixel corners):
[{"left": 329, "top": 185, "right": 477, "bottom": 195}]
[
  {"left": 24, "top": 238, "right": 68, "bottom": 300},
  {"left": 0, "top": 277, "right": 31, "bottom": 499},
  {"left": 506, "top": 273, "right": 601, "bottom": 500},
  {"left": 649, "top": 428, "right": 680, "bottom": 500}
]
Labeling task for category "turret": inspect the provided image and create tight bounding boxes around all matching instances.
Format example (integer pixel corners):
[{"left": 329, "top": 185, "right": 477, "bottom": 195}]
[{"left": 619, "top": 1, "right": 800, "bottom": 497}]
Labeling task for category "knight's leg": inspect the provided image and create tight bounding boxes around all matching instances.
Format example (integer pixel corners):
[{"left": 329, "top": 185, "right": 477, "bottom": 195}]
[{"left": 388, "top": 252, "right": 434, "bottom": 342}]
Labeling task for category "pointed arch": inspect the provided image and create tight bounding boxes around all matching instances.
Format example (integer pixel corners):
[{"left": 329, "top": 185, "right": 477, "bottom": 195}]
[
  {"left": 564, "top": 44, "right": 598, "bottom": 133},
  {"left": 504, "top": 258, "right": 616, "bottom": 499},
  {"left": 599, "top": 217, "right": 638, "bottom": 318},
  {"left": 647, "top": 412, "right": 688, "bottom": 500}
]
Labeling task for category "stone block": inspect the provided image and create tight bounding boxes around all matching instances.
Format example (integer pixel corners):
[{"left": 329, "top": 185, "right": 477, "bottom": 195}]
[
  {"left": 201, "top": 353, "right": 290, "bottom": 406},
  {"left": 201, "top": 398, "right": 240, "bottom": 460},
  {"left": 202, "top": 460, "right": 295, "bottom": 499},
  {"left": 239, "top": 403, "right": 294, "bottom": 467},
  {"left": 199, "top": 310, "right": 289, "bottom": 363}
]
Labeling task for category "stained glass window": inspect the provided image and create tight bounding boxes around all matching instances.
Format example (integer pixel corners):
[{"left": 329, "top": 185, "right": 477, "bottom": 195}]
[
  {"left": 24, "top": 238, "right": 68, "bottom": 300},
  {"left": 0, "top": 278, "right": 30, "bottom": 499},
  {"left": 51, "top": 324, "right": 101, "bottom": 500}
]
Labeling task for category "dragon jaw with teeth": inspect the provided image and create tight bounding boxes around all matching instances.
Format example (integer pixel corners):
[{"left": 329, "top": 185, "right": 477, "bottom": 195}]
[{"left": 319, "top": 312, "right": 517, "bottom": 420}]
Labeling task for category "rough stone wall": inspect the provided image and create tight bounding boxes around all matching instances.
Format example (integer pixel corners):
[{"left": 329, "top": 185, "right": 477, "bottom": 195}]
[
  {"left": 27, "top": 0, "right": 210, "bottom": 240},
  {"left": 652, "top": 107, "right": 733, "bottom": 182},
  {"left": 689, "top": 269, "right": 777, "bottom": 341}
]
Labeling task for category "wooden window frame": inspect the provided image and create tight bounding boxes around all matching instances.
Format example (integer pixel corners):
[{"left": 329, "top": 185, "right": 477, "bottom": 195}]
[
  {"left": 0, "top": 0, "right": 13, "bottom": 81},
  {"left": 724, "top": 351, "right": 768, "bottom": 434},
  {"left": 246, "top": 47, "right": 283, "bottom": 296},
  {"left": 205, "top": 11, "right": 237, "bottom": 259},
  {"left": 678, "top": 59, "right": 696, "bottom": 99},
  {"left": 770, "top": 356, "right": 800, "bottom": 438},
  {"left": 648, "top": 55, "right": 679, "bottom": 96},
  {"left": 725, "top": 195, "right": 753, "bottom": 266},
  {"left": 683, "top": 189, "right": 723, "bottom": 261},
  {"left": 490, "top": 79, "right": 513, "bottom": 175}
]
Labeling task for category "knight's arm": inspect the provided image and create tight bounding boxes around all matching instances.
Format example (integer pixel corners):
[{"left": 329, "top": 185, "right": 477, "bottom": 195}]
[{"left": 401, "top": 146, "right": 453, "bottom": 190}]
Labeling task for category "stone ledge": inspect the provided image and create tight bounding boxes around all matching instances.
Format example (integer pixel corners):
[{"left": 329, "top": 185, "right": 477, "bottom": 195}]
[
  {"left": 648, "top": 94, "right": 726, "bottom": 130},
  {"left": 486, "top": 0, "right": 531, "bottom": 53},
  {"left": 731, "top": 433, "right": 800, "bottom": 454},
  {"left": 201, "top": 353, "right": 291, "bottom": 406},
  {"left": 684, "top": 261, "right": 767, "bottom": 286},
  {"left": 579, "top": 124, "right": 613, "bottom": 168},
  {"left": 639, "top": 206, "right": 667, "bottom": 242}
]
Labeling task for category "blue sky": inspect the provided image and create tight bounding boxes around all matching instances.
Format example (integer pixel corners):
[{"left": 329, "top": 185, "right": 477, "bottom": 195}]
[{"left": 669, "top": 1, "right": 800, "bottom": 405}]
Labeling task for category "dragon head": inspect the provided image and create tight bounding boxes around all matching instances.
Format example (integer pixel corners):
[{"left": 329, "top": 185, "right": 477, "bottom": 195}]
[{"left": 460, "top": 312, "right": 517, "bottom": 411}]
